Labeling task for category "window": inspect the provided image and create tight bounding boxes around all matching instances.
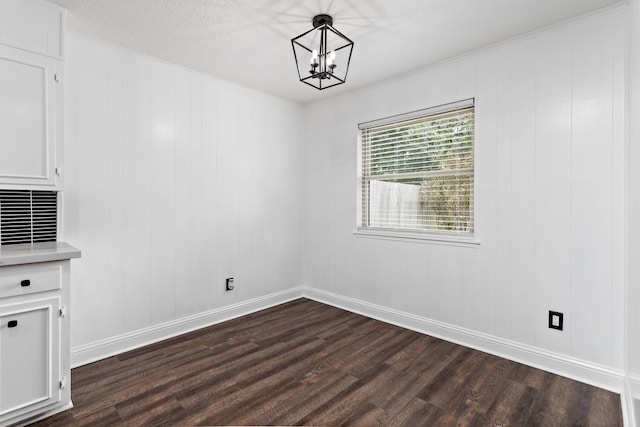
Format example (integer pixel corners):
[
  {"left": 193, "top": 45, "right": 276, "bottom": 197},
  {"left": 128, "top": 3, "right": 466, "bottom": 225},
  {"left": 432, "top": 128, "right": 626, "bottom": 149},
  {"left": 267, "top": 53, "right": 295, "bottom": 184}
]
[{"left": 358, "top": 99, "right": 475, "bottom": 240}]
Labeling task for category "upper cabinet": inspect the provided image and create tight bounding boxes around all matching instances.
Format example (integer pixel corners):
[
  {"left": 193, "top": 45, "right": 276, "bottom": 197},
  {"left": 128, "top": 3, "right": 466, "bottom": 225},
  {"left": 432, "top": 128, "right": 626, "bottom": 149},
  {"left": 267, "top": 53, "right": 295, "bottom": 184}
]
[
  {"left": 0, "top": 48, "right": 59, "bottom": 186},
  {"left": 0, "top": 0, "right": 64, "bottom": 59},
  {"left": 0, "top": 0, "right": 64, "bottom": 188}
]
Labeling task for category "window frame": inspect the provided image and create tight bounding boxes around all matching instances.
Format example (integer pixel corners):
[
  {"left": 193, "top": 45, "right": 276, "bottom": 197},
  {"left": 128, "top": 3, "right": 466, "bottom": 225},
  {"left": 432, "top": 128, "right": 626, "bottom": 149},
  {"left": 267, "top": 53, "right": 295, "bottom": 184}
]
[{"left": 355, "top": 98, "right": 479, "bottom": 246}]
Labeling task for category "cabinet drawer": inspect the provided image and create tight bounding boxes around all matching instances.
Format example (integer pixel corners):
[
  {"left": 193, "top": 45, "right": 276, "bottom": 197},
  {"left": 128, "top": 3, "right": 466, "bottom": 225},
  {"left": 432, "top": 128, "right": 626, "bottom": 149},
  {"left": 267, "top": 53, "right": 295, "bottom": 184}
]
[{"left": 0, "top": 262, "right": 61, "bottom": 298}]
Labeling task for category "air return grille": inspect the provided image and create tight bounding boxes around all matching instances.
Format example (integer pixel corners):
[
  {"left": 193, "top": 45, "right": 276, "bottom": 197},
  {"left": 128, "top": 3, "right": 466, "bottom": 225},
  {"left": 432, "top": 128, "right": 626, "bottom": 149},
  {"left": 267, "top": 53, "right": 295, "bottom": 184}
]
[{"left": 0, "top": 190, "right": 57, "bottom": 245}]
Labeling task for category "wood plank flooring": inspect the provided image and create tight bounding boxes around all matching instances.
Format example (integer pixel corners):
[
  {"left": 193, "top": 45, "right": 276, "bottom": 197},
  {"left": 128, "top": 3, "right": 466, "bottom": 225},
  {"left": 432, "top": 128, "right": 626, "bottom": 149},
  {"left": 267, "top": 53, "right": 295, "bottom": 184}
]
[{"left": 30, "top": 298, "right": 622, "bottom": 426}]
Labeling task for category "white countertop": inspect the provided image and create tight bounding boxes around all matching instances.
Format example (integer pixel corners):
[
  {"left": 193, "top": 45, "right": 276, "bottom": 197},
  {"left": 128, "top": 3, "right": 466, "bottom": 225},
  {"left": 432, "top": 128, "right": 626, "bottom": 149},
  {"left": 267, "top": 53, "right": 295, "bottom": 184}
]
[{"left": 0, "top": 242, "right": 81, "bottom": 266}]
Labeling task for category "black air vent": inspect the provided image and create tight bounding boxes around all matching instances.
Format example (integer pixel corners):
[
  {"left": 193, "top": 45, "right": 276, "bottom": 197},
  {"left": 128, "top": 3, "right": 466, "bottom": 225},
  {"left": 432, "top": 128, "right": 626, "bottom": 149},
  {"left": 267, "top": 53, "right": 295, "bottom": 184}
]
[{"left": 0, "top": 190, "right": 57, "bottom": 245}]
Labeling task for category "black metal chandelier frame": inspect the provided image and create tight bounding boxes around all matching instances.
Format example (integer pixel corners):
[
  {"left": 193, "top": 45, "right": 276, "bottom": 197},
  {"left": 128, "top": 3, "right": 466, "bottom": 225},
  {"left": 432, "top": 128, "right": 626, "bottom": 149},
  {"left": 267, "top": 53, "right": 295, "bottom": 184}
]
[{"left": 291, "top": 14, "right": 354, "bottom": 90}]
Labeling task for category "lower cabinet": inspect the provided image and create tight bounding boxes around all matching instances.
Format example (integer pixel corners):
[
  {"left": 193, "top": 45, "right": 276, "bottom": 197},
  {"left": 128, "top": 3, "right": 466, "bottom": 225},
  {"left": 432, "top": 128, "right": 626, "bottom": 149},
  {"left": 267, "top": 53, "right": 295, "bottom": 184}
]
[
  {"left": 0, "top": 257, "right": 73, "bottom": 427},
  {"left": 0, "top": 297, "right": 61, "bottom": 423}
]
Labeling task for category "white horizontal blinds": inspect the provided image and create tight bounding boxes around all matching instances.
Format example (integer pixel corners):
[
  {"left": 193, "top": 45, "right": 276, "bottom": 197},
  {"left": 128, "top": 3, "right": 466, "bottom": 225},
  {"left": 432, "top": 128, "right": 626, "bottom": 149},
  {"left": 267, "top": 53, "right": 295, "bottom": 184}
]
[
  {"left": 0, "top": 190, "right": 57, "bottom": 245},
  {"left": 361, "top": 103, "right": 474, "bottom": 234}
]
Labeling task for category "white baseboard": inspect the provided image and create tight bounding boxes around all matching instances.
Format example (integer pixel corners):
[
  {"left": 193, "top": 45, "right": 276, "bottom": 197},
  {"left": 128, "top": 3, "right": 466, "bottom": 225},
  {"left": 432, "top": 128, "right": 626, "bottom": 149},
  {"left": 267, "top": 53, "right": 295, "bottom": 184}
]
[
  {"left": 71, "top": 287, "right": 305, "bottom": 367},
  {"left": 629, "top": 375, "right": 640, "bottom": 426},
  {"left": 302, "top": 286, "right": 625, "bottom": 393},
  {"left": 622, "top": 376, "right": 637, "bottom": 427},
  {"left": 71, "top": 285, "right": 625, "bottom": 397},
  {"left": 11, "top": 402, "right": 73, "bottom": 427}
]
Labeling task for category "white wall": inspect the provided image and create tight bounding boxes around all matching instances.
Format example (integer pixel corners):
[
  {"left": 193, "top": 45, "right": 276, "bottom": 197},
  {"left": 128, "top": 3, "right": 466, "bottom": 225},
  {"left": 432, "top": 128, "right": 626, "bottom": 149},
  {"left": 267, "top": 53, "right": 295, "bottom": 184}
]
[
  {"left": 303, "top": 7, "right": 626, "bottom": 383},
  {"left": 59, "top": 5, "right": 633, "bottom": 403},
  {"left": 62, "top": 33, "right": 304, "bottom": 354},
  {"left": 628, "top": 0, "right": 640, "bottom": 423}
]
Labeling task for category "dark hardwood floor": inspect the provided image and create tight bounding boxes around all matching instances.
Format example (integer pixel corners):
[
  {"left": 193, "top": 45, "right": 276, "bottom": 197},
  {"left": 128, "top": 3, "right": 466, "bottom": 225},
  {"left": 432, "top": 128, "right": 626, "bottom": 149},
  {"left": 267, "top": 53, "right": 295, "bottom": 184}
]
[{"left": 30, "top": 298, "right": 622, "bottom": 426}]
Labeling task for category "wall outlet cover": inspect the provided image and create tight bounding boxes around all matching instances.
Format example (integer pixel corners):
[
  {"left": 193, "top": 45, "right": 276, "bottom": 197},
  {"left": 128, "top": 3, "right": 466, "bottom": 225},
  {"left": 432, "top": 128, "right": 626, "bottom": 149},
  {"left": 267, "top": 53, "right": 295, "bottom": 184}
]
[{"left": 548, "top": 311, "right": 564, "bottom": 331}]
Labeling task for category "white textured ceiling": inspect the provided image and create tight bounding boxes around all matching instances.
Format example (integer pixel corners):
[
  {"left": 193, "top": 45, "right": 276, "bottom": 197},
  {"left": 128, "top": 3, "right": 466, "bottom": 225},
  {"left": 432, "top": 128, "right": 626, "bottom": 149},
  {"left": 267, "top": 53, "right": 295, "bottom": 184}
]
[{"left": 46, "top": 0, "right": 622, "bottom": 104}]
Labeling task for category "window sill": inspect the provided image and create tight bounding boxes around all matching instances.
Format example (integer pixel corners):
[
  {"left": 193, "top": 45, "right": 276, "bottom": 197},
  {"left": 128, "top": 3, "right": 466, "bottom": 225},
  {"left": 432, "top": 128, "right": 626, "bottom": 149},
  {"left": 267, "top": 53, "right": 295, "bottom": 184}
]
[{"left": 353, "top": 228, "right": 480, "bottom": 247}]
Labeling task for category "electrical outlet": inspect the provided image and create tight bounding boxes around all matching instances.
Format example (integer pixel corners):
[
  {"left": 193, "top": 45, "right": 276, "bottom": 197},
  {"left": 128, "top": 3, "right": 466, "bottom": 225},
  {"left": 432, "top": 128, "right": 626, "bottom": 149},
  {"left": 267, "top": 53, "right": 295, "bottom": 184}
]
[
  {"left": 226, "top": 277, "right": 234, "bottom": 291},
  {"left": 548, "top": 311, "right": 563, "bottom": 331}
]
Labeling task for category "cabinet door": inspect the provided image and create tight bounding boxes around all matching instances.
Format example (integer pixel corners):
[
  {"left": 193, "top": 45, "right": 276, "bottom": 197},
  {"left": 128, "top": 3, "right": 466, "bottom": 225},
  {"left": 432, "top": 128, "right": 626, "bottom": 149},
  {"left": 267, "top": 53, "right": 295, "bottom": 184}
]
[
  {"left": 0, "top": 297, "right": 60, "bottom": 422},
  {"left": 0, "top": 47, "right": 57, "bottom": 186},
  {"left": 0, "top": 0, "right": 64, "bottom": 58}
]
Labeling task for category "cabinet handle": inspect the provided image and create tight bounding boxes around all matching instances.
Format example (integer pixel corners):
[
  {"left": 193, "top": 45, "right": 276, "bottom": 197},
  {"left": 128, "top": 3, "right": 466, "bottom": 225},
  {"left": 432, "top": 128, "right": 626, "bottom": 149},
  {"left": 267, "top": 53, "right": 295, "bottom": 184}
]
[
  {"left": 20, "top": 279, "right": 30, "bottom": 287},
  {"left": 8, "top": 320, "right": 17, "bottom": 328}
]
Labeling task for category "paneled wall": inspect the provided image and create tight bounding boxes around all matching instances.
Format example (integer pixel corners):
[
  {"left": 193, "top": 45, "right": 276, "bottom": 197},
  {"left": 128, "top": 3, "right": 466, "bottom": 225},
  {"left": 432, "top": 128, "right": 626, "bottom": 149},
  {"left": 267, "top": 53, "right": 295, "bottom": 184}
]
[
  {"left": 628, "top": 0, "right": 640, "bottom": 422},
  {"left": 303, "top": 8, "right": 626, "bottom": 372},
  {"left": 63, "top": 34, "right": 304, "bottom": 350},
  {"left": 61, "top": 6, "right": 631, "bottom": 394}
]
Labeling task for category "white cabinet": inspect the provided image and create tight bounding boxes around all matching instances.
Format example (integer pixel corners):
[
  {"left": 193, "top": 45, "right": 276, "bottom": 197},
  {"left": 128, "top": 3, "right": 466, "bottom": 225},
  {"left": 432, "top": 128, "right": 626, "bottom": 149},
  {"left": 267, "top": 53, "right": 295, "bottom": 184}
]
[
  {"left": 0, "top": 242, "right": 79, "bottom": 427},
  {"left": 0, "top": 0, "right": 64, "bottom": 59},
  {"left": 0, "top": 297, "right": 61, "bottom": 420},
  {"left": 0, "top": 0, "right": 64, "bottom": 188},
  {"left": 0, "top": 47, "right": 59, "bottom": 187}
]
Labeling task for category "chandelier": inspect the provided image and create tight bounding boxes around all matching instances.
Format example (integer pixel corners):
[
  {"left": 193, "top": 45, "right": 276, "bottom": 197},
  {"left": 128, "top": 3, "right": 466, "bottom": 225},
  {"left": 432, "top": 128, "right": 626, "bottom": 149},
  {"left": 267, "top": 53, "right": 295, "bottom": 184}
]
[{"left": 291, "top": 14, "right": 354, "bottom": 90}]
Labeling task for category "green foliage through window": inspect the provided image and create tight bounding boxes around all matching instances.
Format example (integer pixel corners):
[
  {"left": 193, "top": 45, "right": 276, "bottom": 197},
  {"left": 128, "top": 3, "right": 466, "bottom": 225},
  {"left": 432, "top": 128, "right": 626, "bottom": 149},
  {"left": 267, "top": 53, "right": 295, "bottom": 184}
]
[{"left": 360, "top": 104, "right": 474, "bottom": 234}]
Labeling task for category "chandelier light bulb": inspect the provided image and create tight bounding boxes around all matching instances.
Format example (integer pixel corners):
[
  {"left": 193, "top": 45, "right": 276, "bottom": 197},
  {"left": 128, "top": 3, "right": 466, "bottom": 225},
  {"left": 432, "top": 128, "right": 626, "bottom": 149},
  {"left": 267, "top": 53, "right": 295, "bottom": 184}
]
[
  {"left": 310, "top": 49, "right": 319, "bottom": 65},
  {"left": 327, "top": 50, "right": 336, "bottom": 67}
]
